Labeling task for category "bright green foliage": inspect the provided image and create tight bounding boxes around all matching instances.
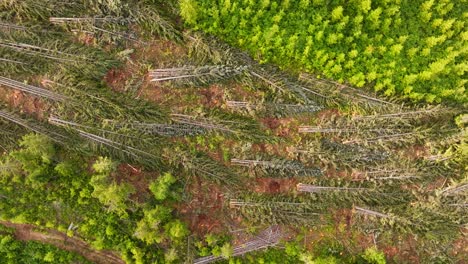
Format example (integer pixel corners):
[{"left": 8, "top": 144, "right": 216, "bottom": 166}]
[
  {"left": 0, "top": 157, "right": 21, "bottom": 179},
  {"left": 149, "top": 172, "right": 177, "bottom": 201},
  {"left": 164, "top": 248, "right": 179, "bottom": 263},
  {"left": 362, "top": 247, "right": 386, "bottom": 264},
  {"left": 181, "top": 0, "right": 467, "bottom": 103},
  {"left": 308, "top": 256, "right": 338, "bottom": 264},
  {"left": 0, "top": 233, "right": 91, "bottom": 264}
]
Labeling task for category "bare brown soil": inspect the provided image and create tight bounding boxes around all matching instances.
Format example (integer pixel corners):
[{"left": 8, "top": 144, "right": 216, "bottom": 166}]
[
  {"left": 0, "top": 221, "right": 124, "bottom": 264},
  {"left": 226, "top": 83, "right": 265, "bottom": 103},
  {"left": 253, "top": 178, "right": 298, "bottom": 194},
  {"left": 177, "top": 178, "right": 226, "bottom": 236},
  {"left": 141, "top": 81, "right": 203, "bottom": 110},
  {"left": 391, "top": 235, "right": 421, "bottom": 263}
]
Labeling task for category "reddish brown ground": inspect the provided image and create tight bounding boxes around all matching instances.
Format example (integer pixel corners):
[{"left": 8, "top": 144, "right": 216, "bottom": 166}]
[
  {"left": 105, "top": 38, "right": 191, "bottom": 105},
  {"left": 227, "top": 83, "right": 265, "bottom": 102},
  {"left": 74, "top": 31, "right": 96, "bottom": 46},
  {"left": 400, "top": 176, "right": 446, "bottom": 192},
  {"left": 177, "top": 178, "right": 226, "bottom": 236},
  {"left": 298, "top": 209, "right": 429, "bottom": 263},
  {"left": 251, "top": 142, "right": 282, "bottom": 155},
  {"left": 400, "top": 144, "right": 429, "bottom": 160},
  {"left": 316, "top": 108, "right": 342, "bottom": 122},
  {"left": 112, "top": 164, "right": 156, "bottom": 203},
  {"left": 331, "top": 209, "right": 376, "bottom": 256},
  {"left": 104, "top": 67, "right": 133, "bottom": 92},
  {"left": 199, "top": 84, "right": 225, "bottom": 108},
  {"left": 451, "top": 234, "right": 468, "bottom": 263},
  {"left": 379, "top": 231, "right": 468, "bottom": 264},
  {"left": 390, "top": 235, "right": 421, "bottom": 263},
  {"left": 382, "top": 245, "right": 399, "bottom": 260},
  {"left": 0, "top": 221, "right": 124, "bottom": 264},
  {"left": 313, "top": 216, "right": 420, "bottom": 263},
  {"left": 253, "top": 178, "right": 298, "bottom": 194},
  {"left": 325, "top": 167, "right": 352, "bottom": 179},
  {"left": 141, "top": 82, "right": 203, "bottom": 110},
  {"left": 262, "top": 117, "right": 282, "bottom": 130},
  {"left": 134, "top": 39, "right": 187, "bottom": 64},
  {"left": 349, "top": 169, "right": 368, "bottom": 181},
  {"left": 425, "top": 177, "right": 447, "bottom": 191}
]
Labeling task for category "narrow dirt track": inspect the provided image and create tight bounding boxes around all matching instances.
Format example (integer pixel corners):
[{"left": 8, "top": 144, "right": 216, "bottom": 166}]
[{"left": 0, "top": 221, "right": 125, "bottom": 264}]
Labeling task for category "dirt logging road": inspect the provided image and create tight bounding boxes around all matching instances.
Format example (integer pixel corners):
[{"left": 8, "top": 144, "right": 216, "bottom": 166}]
[{"left": 0, "top": 221, "right": 124, "bottom": 264}]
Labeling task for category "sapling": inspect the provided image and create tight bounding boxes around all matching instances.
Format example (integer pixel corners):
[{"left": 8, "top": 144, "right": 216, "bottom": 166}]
[
  {"left": 0, "top": 109, "right": 67, "bottom": 143},
  {"left": 226, "top": 100, "right": 323, "bottom": 116},
  {"left": 354, "top": 206, "right": 390, "bottom": 218},
  {"left": 297, "top": 183, "right": 369, "bottom": 193}
]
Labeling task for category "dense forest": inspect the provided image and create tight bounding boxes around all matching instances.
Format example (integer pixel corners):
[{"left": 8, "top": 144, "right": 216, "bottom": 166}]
[
  {"left": 181, "top": 0, "right": 467, "bottom": 103},
  {"left": 0, "top": 0, "right": 466, "bottom": 263}
]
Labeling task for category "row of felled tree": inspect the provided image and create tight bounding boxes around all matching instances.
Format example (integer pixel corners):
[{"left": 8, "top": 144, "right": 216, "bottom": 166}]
[{"left": 0, "top": 134, "right": 189, "bottom": 263}]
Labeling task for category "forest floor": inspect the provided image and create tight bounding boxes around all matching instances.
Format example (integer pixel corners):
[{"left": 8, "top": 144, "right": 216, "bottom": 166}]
[{"left": 0, "top": 221, "right": 124, "bottom": 264}]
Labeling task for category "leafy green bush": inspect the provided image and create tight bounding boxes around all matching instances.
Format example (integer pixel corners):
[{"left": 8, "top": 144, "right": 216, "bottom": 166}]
[{"left": 362, "top": 247, "right": 386, "bottom": 264}]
